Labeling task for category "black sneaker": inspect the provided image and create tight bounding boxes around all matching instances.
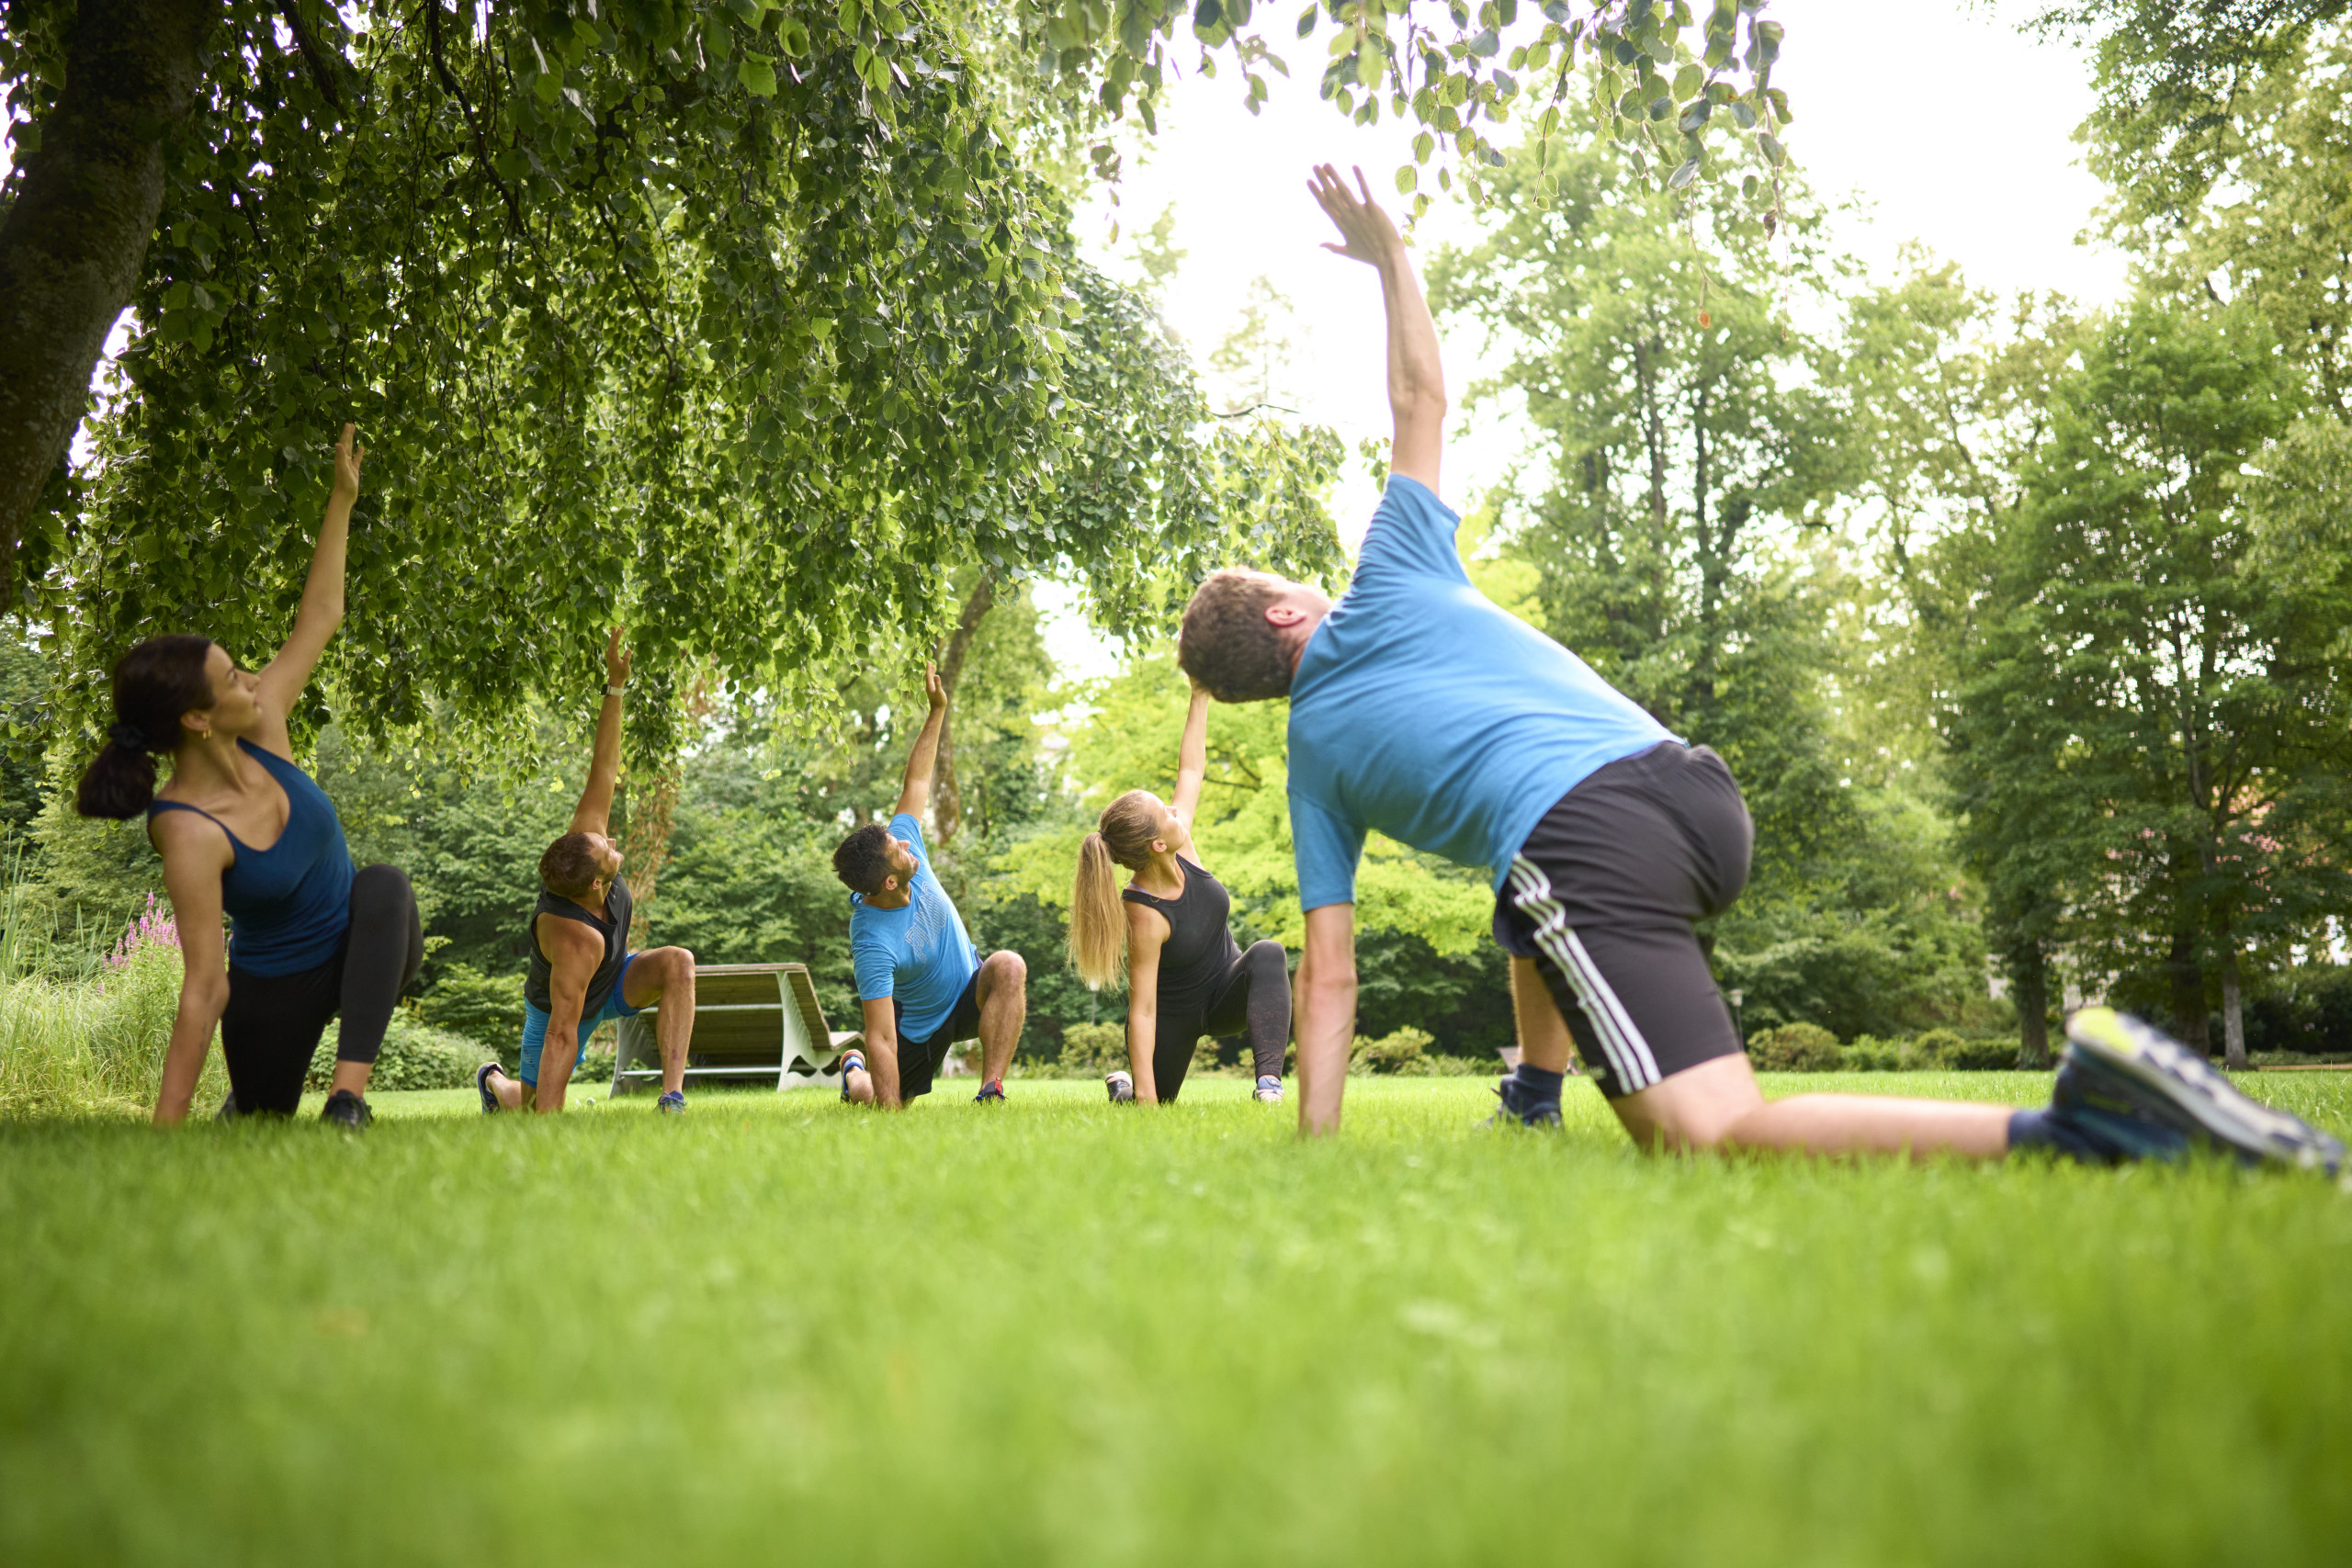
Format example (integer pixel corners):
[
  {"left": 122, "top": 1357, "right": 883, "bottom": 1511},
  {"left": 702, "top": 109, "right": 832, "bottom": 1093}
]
[
  {"left": 2061, "top": 1009, "right": 2344, "bottom": 1174},
  {"left": 475, "top": 1062, "right": 503, "bottom": 1115},
  {"left": 214, "top": 1090, "right": 240, "bottom": 1122},
  {"left": 320, "top": 1089, "right": 372, "bottom": 1130},
  {"left": 1483, "top": 1073, "right": 1562, "bottom": 1130},
  {"left": 1105, "top": 1070, "right": 1135, "bottom": 1104},
  {"left": 656, "top": 1089, "right": 686, "bottom": 1115}
]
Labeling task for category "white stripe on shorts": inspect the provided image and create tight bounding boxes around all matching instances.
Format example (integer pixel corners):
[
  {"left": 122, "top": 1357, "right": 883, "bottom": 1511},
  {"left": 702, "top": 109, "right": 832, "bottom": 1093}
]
[{"left": 1508, "top": 855, "right": 1662, "bottom": 1093}]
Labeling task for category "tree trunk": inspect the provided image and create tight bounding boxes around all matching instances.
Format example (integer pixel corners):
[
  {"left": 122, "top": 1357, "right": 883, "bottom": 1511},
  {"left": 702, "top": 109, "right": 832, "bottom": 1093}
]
[
  {"left": 2011, "top": 938, "right": 2051, "bottom": 1070},
  {"left": 0, "top": 0, "right": 218, "bottom": 595},
  {"left": 2218, "top": 931, "right": 2247, "bottom": 1072},
  {"left": 930, "top": 572, "right": 996, "bottom": 847},
  {"left": 2165, "top": 926, "right": 2212, "bottom": 1055},
  {"left": 622, "top": 669, "right": 715, "bottom": 948}
]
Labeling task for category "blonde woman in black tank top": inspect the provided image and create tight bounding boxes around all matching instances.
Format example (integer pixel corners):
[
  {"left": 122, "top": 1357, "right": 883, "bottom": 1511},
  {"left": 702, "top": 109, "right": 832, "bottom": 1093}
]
[{"left": 1069, "top": 684, "right": 1291, "bottom": 1105}]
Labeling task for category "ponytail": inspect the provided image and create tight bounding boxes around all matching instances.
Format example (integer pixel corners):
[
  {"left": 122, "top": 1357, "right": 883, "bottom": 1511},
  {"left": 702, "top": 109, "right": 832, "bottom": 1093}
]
[
  {"left": 1067, "top": 789, "right": 1171, "bottom": 990},
  {"left": 1069, "top": 831, "right": 1127, "bottom": 989},
  {"left": 76, "top": 635, "right": 217, "bottom": 820}
]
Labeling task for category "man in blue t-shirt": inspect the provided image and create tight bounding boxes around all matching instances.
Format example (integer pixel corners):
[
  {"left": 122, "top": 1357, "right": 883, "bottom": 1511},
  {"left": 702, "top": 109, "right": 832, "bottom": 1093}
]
[
  {"left": 831, "top": 663, "right": 1027, "bottom": 1108},
  {"left": 1167, "top": 165, "right": 2341, "bottom": 1179}
]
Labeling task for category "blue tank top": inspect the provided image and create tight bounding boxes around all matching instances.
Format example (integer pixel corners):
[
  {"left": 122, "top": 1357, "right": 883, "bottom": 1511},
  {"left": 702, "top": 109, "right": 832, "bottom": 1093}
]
[{"left": 148, "top": 739, "right": 355, "bottom": 976}]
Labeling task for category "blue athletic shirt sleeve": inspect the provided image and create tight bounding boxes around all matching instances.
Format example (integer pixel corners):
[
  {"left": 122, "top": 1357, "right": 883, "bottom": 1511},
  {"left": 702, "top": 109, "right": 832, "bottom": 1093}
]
[
  {"left": 1352, "top": 474, "right": 1469, "bottom": 588},
  {"left": 851, "top": 924, "right": 895, "bottom": 1002},
  {"left": 1290, "top": 791, "right": 1368, "bottom": 913},
  {"left": 893, "top": 811, "right": 930, "bottom": 868}
]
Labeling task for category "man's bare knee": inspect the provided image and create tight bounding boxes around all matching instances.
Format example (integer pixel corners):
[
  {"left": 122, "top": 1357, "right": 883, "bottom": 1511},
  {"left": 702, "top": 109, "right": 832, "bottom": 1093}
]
[{"left": 984, "top": 951, "right": 1026, "bottom": 994}]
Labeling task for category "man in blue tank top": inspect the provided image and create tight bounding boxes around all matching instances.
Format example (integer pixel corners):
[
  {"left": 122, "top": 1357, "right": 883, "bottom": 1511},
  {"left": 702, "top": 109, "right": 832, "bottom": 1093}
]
[
  {"left": 831, "top": 663, "right": 1029, "bottom": 1108},
  {"left": 479, "top": 629, "right": 701, "bottom": 1115},
  {"left": 1169, "top": 166, "right": 2343, "bottom": 1179}
]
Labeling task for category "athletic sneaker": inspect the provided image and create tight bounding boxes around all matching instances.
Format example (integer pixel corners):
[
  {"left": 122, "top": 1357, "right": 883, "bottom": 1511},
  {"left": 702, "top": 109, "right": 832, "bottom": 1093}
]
[
  {"left": 975, "top": 1079, "right": 1006, "bottom": 1103},
  {"left": 319, "top": 1089, "right": 372, "bottom": 1130},
  {"left": 2059, "top": 1008, "right": 2344, "bottom": 1174},
  {"left": 475, "top": 1062, "right": 503, "bottom": 1115},
  {"left": 1105, "top": 1069, "right": 1135, "bottom": 1104},
  {"left": 838, "top": 1050, "right": 866, "bottom": 1105},
  {"left": 214, "top": 1091, "right": 240, "bottom": 1122},
  {"left": 1253, "top": 1075, "right": 1284, "bottom": 1103},
  {"left": 1483, "top": 1072, "right": 1562, "bottom": 1130},
  {"left": 656, "top": 1089, "right": 686, "bottom": 1115}
]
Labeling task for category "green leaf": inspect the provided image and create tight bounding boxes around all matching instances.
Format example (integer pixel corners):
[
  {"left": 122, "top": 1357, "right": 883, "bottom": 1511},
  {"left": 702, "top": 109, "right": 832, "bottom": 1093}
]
[
  {"left": 1195, "top": 0, "right": 1222, "bottom": 30},
  {"left": 1758, "top": 132, "right": 1785, "bottom": 165},
  {"left": 1668, "top": 156, "right": 1699, "bottom": 188},
  {"left": 1396, "top": 164, "right": 1417, "bottom": 193},
  {"left": 1297, "top": 6, "right": 1317, "bottom": 38},
  {"left": 738, "top": 53, "right": 778, "bottom": 96}
]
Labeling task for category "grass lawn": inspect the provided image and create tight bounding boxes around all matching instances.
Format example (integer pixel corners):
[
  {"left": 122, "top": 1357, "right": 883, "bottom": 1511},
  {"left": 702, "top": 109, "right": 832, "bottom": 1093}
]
[{"left": 3, "top": 1071, "right": 2348, "bottom": 1565}]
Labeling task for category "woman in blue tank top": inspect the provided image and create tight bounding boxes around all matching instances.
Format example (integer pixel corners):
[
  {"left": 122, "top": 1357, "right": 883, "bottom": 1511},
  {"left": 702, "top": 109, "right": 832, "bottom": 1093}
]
[{"left": 75, "top": 424, "right": 421, "bottom": 1127}]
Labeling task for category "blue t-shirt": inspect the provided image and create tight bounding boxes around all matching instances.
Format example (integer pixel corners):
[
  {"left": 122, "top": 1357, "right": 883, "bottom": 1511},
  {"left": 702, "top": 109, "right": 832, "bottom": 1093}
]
[
  {"left": 848, "top": 813, "right": 979, "bottom": 1042},
  {"left": 1286, "top": 476, "right": 1676, "bottom": 911}
]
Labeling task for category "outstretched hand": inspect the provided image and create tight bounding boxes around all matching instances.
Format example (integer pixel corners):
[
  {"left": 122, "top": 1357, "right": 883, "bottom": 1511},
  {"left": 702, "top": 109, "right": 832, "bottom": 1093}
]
[
  {"left": 924, "top": 661, "right": 947, "bottom": 714},
  {"left": 331, "top": 423, "right": 365, "bottom": 504},
  {"left": 1309, "top": 164, "right": 1404, "bottom": 269},
  {"left": 605, "top": 626, "right": 630, "bottom": 688}
]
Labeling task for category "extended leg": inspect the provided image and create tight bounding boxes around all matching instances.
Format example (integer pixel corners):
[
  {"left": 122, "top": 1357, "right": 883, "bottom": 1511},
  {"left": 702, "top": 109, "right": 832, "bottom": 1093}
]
[
  {"left": 1613, "top": 1054, "right": 2013, "bottom": 1159},
  {"left": 329, "top": 863, "right": 424, "bottom": 1099},
  {"left": 622, "top": 946, "right": 697, "bottom": 1096},
  {"left": 974, "top": 951, "right": 1026, "bottom": 1085}
]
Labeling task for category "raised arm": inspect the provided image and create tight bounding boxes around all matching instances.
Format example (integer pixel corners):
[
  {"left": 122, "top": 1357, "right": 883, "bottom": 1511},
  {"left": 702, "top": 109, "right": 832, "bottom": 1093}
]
[
  {"left": 1170, "top": 682, "right": 1213, "bottom": 864},
  {"left": 254, "top": 423, "right": 363, "bottom": 754},
  {"left": 571, "top": 627, "right": 630, "bottom": 837},
  {"left": 1310, "top": 165, "right": 1444, "bottom": 493},
  {"left": 893, "top": 662, "right": 949, "bottom": 821}
]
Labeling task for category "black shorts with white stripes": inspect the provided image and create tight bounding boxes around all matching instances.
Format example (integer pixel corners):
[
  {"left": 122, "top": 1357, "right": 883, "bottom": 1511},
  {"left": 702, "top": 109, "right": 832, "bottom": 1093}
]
[{"left": 1492, "top": 741, "right": 1753, "bottom": 1099}]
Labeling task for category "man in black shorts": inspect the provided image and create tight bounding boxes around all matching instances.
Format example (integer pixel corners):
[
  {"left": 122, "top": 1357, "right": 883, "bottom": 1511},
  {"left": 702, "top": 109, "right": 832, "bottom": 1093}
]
[
  {"left": 1170, "top": 164, "right": 2341, "bottom": 1175},
  {"left": 831, "top": 664, "right": 1028, "bottom": 1108}
]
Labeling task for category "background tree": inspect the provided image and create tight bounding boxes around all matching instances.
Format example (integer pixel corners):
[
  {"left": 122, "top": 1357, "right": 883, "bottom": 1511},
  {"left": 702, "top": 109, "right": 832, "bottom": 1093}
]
[{"left": 1944, "top": 302, "right": 2351, "bottom": 1068}]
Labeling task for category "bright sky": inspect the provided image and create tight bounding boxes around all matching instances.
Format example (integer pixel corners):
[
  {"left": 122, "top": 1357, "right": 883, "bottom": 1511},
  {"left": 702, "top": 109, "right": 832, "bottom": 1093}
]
[{"left": 1039, "top": 0, "right": 2131, "bottom": 677}]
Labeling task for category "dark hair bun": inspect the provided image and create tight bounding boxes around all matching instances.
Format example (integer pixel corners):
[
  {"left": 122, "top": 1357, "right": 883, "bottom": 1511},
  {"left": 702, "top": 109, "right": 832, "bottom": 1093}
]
[{"left": 76, "top": 635, "right": 216, "bottom": 820}]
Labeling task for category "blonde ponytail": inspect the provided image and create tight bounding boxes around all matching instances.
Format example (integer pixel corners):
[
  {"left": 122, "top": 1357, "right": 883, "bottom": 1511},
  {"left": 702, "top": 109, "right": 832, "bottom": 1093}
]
[
  {"left": 1068, "top": 790, "right": 1170, "bottom": 989},
  {"left": 1069, "top": 831, "right": 1128, "bottom": 989}
]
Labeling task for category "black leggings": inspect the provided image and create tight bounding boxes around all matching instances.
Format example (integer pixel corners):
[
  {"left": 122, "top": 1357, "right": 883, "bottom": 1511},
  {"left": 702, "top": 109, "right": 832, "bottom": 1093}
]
[
  {"left": 219, "top": 864, "right": 423, "bottom": 1114},
  {"left": 1150, "top": 939, "right": 1289, "bottom": 1103}
]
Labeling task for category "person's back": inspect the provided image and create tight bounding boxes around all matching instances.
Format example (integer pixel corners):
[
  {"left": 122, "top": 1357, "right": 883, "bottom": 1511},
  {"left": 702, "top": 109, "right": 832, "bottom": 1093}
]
[{"left": 1285, "top": 474, "right": 1669, "bottom": 911}]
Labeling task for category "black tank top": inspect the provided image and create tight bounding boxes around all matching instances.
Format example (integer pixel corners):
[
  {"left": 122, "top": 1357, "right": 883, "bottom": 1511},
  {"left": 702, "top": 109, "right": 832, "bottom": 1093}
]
[
  {"left": 1122, "top": 858, "right": 1241, "bottom": 1003},
  {"left": 525, "top": 874, "right": 633, "bottom": 1015}
]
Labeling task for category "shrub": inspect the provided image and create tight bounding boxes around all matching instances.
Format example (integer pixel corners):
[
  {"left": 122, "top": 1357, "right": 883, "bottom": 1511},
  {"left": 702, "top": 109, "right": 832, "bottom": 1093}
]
[
  {"left": 1903, "top": 1029, "right": 2016, "bottom": 1071},
  {"left": 1747, "top": 1022, "right": 1841, "bottom": 1072},
  {"left": 305, "top": 1017, "right": 490, "bottom": 1092},
  {"left": 415, "top": 963, "right": 527, "bottom": 1042},
  {"left": 1841, "top": 1036, "right": 1903, "bottom": 1072},
  {"left": 1057, "top": 1021, "right": 1125, "bottom": 1077},
  {"left": 1350, "top": 1026, "right": 1434, "bottom": 1076}
]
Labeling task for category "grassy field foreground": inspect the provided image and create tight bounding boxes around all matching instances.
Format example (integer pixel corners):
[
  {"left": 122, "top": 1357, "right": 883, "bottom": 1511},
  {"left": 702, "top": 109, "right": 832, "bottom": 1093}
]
[{"left": 3, "top": 1073, "right": 2349, "bottom": 1565}]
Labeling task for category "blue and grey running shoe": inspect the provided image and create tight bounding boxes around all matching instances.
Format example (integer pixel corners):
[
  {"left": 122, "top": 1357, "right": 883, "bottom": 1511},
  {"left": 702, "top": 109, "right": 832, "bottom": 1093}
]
[
  {"left": 2061, "top": 1008, "right": 2344, "bottom": 1175},
  {"left": 1484, "top": 1073, "right": 1562, "bottom": 1130},
  {"left": 974, "top": 1079, "right": 1006, "bottom": 1103},
  {"left": 656, "top": 1089, "right": 686, "bottom": 1115},
  {"left": 475, "top": 1062, "right": 503, "bottom": 1115},
  {"left": 838, "top": 1050, "right": 866, "bottom": 1104},
  {"left": 1253, "top": 1075, "right": 1284, "bottom": 1103}
]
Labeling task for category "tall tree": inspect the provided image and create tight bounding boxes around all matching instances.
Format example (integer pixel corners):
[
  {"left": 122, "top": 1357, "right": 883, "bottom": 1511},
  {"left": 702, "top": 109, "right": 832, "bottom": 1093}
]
[{"left": 1946, "top": 301, "right": 2351, "bottom": 1067}]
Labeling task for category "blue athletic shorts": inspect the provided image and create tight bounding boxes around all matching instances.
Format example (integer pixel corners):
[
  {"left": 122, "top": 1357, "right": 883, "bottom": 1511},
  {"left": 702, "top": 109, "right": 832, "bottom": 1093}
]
[{"left": 518, "top": 953, "right": 644, "bottom": 1085}]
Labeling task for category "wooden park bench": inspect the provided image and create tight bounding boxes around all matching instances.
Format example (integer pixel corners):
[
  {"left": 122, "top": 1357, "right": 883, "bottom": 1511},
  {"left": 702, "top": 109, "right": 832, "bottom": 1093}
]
[{"left": 609, "top": 962, "right": 863, "bottom": 1096}]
